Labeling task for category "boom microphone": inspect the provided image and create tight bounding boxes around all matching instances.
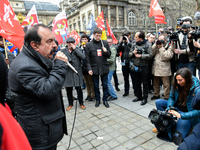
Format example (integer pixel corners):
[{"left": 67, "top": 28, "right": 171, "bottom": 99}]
[{"left": 66, "top": 62, "right": 78, "bottom": 74}]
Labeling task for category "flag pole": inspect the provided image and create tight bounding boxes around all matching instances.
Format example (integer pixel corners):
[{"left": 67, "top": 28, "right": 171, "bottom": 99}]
[
  {"left": 3, "top": 38, "right": 9, "bottom": 69},
  {"left": 156, "top": 24, "right": 158, "bottom": 38}
]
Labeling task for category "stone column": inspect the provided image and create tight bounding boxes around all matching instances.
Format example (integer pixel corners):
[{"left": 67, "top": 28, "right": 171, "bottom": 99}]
[
  {"left": 108, "top": 5, "right": 111, "bottom": 25},
  {"left": 98, "top": 5, "right": 101, "bottom": 15},
  {"left": 116, "top": 6, "right": 119, "bottom": 27},
  {"left": 124, "top": 6, "right": 127, "bottom": 27}
]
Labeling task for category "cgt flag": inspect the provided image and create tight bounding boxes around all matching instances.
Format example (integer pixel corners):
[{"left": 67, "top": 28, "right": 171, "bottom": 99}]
[
  {"left": 52, "top": 11, "right": 69, "bottom": 44},
  {"left": 69, "top": 30, "right": 80, "bottom": 45},
  {"left": 106, "top": 17, "right": 118, "bottom": 44},
  {"left": 21, "top": 5, "right": 39, "bottom": 29},
  {"left": 0, "top": 0, "right": 25, "bottom": 49},
  {"left": 95, "top": 11, "right": 107, "bottom": 40},
  {"left": 149, "top": 0, "right": 166, "bottom": 24}
]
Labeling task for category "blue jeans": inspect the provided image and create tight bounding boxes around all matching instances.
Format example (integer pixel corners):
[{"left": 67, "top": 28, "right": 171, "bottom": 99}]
[
  {"left": 92, "top": 74, "right": 108, "bottom": 102},
  {"left": 178, "top": 61, "right": 195, "bottom": 76},
  {"left": 155, "top": 99, "right": 192, "bottom": 140},
  {"left": 108, "top": 71, "right": 117, "bottom": 98}
]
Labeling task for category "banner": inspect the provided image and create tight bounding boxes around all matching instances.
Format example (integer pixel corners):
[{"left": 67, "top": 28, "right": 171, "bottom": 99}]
[
  {"left": 0, "top": 0, "right": 25, "bottom": 49},
  {"left": 69, "top": 30, "right": 80, "bottom": 45},
  {"left": 95, "top": 11, "right": 107, "bottom": 40},
  {"left": 21, "top": 5, "right": 39, "bottom": 29},
  {"left": 149, "top": 0, "right": 166, "bottom": 24},
  {"left": 52, "top": 11, "right": 69, "bottom": 44},
  {"left": 106, "top": 18, "right": 118, "bottom": 44}
]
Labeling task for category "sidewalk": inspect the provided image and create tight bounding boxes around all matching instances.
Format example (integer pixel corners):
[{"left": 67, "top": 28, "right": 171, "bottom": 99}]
[{"left": 57, "top": 84, "right": 178, "bottom": 150}]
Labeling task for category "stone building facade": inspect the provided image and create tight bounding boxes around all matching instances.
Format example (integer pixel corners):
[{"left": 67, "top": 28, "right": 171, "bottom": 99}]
[
  {"left": 10, "top": 0, "right": 60, "bottom": 26},
  {"left": 60, "top": 0, "right": 196, "bottom": 38}
]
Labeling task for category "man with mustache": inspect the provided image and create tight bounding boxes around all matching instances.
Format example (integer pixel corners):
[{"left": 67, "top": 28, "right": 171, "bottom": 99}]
[{"left": 8, "top": 24, "right": 68, "bottom": 150}]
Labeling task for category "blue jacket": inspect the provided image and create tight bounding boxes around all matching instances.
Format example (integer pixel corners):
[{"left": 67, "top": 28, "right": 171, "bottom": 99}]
[{"left": 167, "top": 76, "right": 200, "bottom": 126}]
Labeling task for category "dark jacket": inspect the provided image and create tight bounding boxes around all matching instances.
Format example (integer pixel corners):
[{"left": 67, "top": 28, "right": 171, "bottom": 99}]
[
  {"left": 85, "top": 39, "right": 111, "bottom": 75},
  {"left": 0, "top": 50, "right": 15, "bottom": 66},
  {"left": 167, "top": 76, "right": 200, "bottom": 127},
  {"left": 129, "top": 40, "right": 152, "bottom": 67},
  {"left": 61, "top": 46, "right": 85, "bottom": 87},
  {"left": 8, "top": 46, "right": 68, "bottom": 150},
  {"left": 117, "top": 41, "right": 132, "bottom": 64}
]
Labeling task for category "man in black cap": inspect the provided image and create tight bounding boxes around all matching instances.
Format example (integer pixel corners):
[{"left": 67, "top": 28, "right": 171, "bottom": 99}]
[{"left": 61, "top": 37, "right": 86, "bottom": 110}]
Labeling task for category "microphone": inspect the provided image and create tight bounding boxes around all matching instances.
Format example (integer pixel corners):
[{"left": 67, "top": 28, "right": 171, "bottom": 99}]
[{"left": 66, "top": 62, "right": 78, "bottom": 74}]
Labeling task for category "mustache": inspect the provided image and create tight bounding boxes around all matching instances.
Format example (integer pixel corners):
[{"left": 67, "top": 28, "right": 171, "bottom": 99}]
[{"left": 50, "top": 47, "right": 57, "bottom": 55}]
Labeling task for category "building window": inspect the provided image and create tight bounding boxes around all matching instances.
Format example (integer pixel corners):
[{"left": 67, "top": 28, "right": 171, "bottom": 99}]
[{"left": 128, "top": 11, "right": 137, "bottom": 26}]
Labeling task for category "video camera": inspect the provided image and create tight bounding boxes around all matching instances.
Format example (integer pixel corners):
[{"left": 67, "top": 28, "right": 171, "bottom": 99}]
[
  {"left": 148, "top": 106, "right": 177, "bottom": 132},
  {"left": 189, "top": 31, "right": 200, "bottom": 41}
]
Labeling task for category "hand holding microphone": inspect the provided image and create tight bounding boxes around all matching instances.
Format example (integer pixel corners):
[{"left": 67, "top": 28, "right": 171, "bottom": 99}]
[
  {"left": 54, "top": 51, "right": 78, "bottom": 74},
  {"left": 54, "top": 51, "right": 68, "bottom": 63}
]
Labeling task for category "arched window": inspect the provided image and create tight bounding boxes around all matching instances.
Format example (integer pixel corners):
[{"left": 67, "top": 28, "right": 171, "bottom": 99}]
[{"left": 128, "top": 11, "right": 137, "bottom": 26}]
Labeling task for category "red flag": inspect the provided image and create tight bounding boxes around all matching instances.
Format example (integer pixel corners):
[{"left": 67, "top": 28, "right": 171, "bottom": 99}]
[
  {"left": 106, "top": 18, "right": 118, "bottom": 44},
  {"left": 21, "top": 5, "right": 39, "bottom": 29},
  {"left": 95, "top": 11, "right": 107, "bottom": 40},
  {"left": 149, "top": 0, "right": 166, "bottom": 24},
  {"left": 69, "top": 30, "right": 80, "bottom": 45},
  {"left": 52, "top": 11, "right": 69, "bottom": 44},
  {"left": 0, "top": 0, "right": 25, "bottom": 49}
]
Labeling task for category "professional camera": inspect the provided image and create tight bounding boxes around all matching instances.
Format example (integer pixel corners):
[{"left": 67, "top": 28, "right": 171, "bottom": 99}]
[
  {"left": 182, "top": 23, "right": 191, "bottom": 29},
  {"left": 136, "top": 47, "right": 144, "bottom": 54},
  {"left": 156, "top": 39, "right": 165, "bottom": 45},
  {"left": 168, "top": 31, "right": 179, "bottom": 41},
  {"left": 189, "top": 31, "right": 200, "bottom": 41},
  {"left": 148, "top": 107, "right": 177, "bottom": 132}
]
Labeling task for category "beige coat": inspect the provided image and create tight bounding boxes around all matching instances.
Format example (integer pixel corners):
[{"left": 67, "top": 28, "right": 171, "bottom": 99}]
[{"left": 152, "top": 44, "right": 174, "bottom": 76}]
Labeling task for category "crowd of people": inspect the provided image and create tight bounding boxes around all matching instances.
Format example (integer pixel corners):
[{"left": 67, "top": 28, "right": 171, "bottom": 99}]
[{"left": 1, "top": 15, "right": 200, "bottom": 149}]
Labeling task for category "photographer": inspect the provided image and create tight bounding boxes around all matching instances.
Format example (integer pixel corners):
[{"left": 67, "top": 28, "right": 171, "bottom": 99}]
[
  {"left": 152, "top": 68, "right": 200, "bottom": 145},
  {"left": 129, "top": 31, "right": 152, "bottom": 105},
  {"left": 173, "top": 17, "right": 196, "bottom": 75},
  {"left": 151, "top": 35, "right": 174, "bottom": 100},
  {"left": 117, "top": 31, "right": 134, "bottom": 97}
]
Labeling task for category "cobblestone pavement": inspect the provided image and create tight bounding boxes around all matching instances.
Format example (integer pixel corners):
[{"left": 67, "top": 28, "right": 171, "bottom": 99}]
[{"left": 57, "top": 82, "right": 178, "bottom": 150}]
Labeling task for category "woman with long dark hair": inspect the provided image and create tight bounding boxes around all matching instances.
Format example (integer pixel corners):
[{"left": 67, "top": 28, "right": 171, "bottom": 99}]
[{"left": 152, "top": 67, "right": 200, "bottom": 145}]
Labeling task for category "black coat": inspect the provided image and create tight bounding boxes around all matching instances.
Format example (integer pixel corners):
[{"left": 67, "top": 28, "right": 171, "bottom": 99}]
[
  {"left": 61, "top": 46, "right": 85, "bottom": 87},
  {"left": 8, "top": 46, "right": 68, "bottom": 150},
  {"left": 85, "top": 39, "right": 111, "bottom": 75}
]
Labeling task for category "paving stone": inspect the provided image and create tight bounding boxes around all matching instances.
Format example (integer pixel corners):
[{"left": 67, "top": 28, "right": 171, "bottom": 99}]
[
  {"left": 115, "top": 135, "right": 129, "bottom": 143},
  {"left": 96, "top": 143, "right": 111, "bottom": 150},
  {"left": 90, "top": 139, "right": 104, "bottom": 147},
  {"left": 79, "top": 142, "right": 93, "bottom": 150},
  {"left": 123, "top": 140, "right": 138, "bottom": 149},
  {"left": 106, "top": 139, "right": 121, "bottom": 148}
]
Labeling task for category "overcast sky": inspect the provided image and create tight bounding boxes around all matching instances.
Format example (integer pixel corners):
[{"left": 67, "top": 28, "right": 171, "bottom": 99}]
[{"left": 27, "top": 0, "right": 63, "bottom": 6}]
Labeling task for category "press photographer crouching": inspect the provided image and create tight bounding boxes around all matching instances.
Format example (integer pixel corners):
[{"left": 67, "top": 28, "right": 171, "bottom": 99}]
[
  {"left": 129, "top": 31, "right": 152, "bottom": 105},
  {"left": 149, "top": 68, "right": 200, "bottom": 145}
]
